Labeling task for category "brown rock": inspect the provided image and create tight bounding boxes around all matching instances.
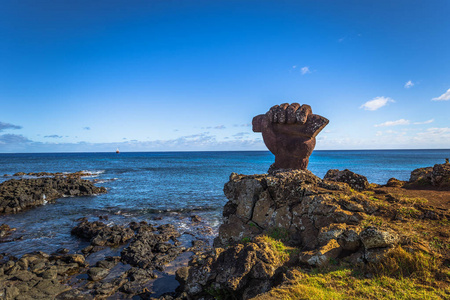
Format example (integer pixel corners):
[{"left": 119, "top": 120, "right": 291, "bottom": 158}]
[{"left": 298, "top": 239, "right": 342, "bottom": 267}]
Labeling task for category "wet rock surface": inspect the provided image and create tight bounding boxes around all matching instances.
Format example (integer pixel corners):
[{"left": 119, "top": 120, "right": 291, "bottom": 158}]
[
  {"left": 0, "top": 217, "right": 213, "bottom": 300},
  {"left": 0, "top": 172, "right": 107, "bottom": 214}
]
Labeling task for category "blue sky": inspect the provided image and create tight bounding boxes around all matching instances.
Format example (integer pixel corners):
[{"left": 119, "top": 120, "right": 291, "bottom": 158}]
[{"left": 1, "top": 0, "right": 449, "bottom": 152}]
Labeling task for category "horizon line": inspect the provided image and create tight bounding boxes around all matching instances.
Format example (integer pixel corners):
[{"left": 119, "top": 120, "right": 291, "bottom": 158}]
[{"left": 0, "top": 148, "right": 449, "bottom": 155}]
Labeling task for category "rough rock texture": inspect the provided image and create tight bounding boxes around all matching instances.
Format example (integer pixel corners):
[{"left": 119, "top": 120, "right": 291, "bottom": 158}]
[
  {"left": 121, "top": 223, "right": 182, "bottom": 271},
  {"left": 409, "top": 167, "right": 433, "bottom": 184},
  {"left": 431, "top": 162, "right": 450, "bottom": 188},
  {"left": 179, "top": 237, "right": 285, "bottom": 300},
  {"left": 71, "top": 219, "right": 135, "bottom": 247},
  {"left": 214, "top": 170, "right": 371, "bottom": 250},
  {"left": 252, "top": 103, "right": 329, "bottom": 171},
  {"left": 177, "top": 170, "right": 404, "bottom": 299},
  {"left": 323, "top": 169, "right": 370, "bottom": 191},
  {"left": 359, "top": 227, "right": 399, "bottom": 249},
  {"left": 0, "top": 175, "right": 107, "bottom": 214},
  {"left": 0, "top": 251, "right": 87, "bottom": 300},
  {"left": 386, "top": 178, "right": 406, "bottom": 187},
  {"left": 408, "top": 161, "right": 450, "bottom": 188},
  {"left": 215, "top": 170, "right": 399, "bottom": 259}
]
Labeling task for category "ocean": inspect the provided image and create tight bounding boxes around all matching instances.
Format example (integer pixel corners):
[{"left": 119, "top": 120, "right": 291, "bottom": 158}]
[{"left": 0, "top": 149, "right": 449, "bottom": 256}]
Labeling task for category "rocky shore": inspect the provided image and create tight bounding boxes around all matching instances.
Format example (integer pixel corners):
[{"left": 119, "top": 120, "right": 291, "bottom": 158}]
[
  {"left": 1, "top": 162, "right": 449, "bottom": 299},
  {"left": 0, "top": 171, "right": 107, "bottom": 214},
  {"left": 177, "top": 161, "right": 450, "bottom": 299},
  {"left": 1, "top": 217, "right": 211, "bottom": 299}
]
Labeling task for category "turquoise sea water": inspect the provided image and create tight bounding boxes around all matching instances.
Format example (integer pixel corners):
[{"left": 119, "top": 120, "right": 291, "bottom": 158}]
[{"left": 0, "top": 149, "right": 449, "bottom": 256}]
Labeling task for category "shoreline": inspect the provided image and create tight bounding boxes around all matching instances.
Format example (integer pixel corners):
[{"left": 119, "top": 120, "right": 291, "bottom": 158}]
[{"left": 1, "top": 162, "right": 449, "bottom": 299}]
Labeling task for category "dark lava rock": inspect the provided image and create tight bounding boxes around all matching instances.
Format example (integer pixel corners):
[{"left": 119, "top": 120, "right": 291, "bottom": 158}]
[
  {"left": 181, "top": 236, "right": 285, "bottom": 299},
  {"left": 323, "top": 169, "right": 369, "bottom": 191},
  {"left": 408, "top": 160, "right": 450, "bottom": 188},
  {"left": 87, "top": 267, "right": 109, "bottom": 281},
  {"left": 0, "top": 175, "right": 107, "bottom": 214},
  {"left": 409, "top": 167, "right": 433, "bottom": 185},
  {"left": 71, "top": 220, "right": 135, "bottom": 247},
  {"left": 121, "top": 224, "right": 181, "bottom": 270}
]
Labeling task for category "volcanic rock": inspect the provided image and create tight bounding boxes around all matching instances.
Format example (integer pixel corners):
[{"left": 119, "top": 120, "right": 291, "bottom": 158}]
[
  {"left": 0, "top": 174, "right": 106, "bottom": 214},
  {"left": 323, "top": 169, "right": 369, "bottom": 191}
]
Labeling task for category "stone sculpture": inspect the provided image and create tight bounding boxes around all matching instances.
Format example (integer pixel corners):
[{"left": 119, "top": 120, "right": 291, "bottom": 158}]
[{"left": 252, "top": 103, "right": 329, "bottom": 171}]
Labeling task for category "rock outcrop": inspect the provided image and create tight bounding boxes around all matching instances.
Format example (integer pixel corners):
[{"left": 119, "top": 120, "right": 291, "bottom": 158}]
[
  {"left": 178, "top": 236, "right": 286, "bottom": 299},
  {"left": 323, "top": 169, "right": 370, "bottom": 191},
  {"left": 408, "top": 160, "right": 450, "bottom": 188},
  {"left": 214, "top": 170, "right": 374, "bottom": 251},
  {"left": 179, "top": 169, "right": 407, "bottom": 299},
  {"left": 0, "top": 174, "right": 107, "bottom": 214}
]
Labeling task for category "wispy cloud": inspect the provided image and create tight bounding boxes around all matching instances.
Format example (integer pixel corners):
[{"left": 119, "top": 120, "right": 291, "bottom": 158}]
[
  {"left": 301, "top": 66, "right": 311, "bottom": 75},
  {"left": 413, "top": 119, "right": 434, "bottom": 125},
  {"left": 404, "top": 80, "right": 414, "bottom": 88},
  {"left": 44, "top": 135, "right": 63, "bottom": 138},
  {"left": 375, "top": 119, "right": 410, "bottom": 127},
  {"left": 292, "top": 65, "right": 297, "bottom": 69},
  {"left": 432, "top": 88, "right": 450, "bottom": 101},
  {"left": 214, "top": 125, "right": 226, "bottom": 129},
  {"left": 232, "top": 132, "right": 250, "bottom": 139},
  {"left": 0, "top": 122, "right": 22, "bottom": 132},
  {"left": 360, "top": 96, "right": 395, "bottom": 111},
  {"left": 83, "top": 127, "right": 91, "bottom": 130},
  {"left": 0, "top": 134, "right": 32, "bottom": 144}
]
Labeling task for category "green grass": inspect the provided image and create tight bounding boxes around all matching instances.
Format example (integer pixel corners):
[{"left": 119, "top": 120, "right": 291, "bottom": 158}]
[
  {"left": 259, "top": 235, "right": 292, "bottom": 263},
  {"left": 262, "top": 268, "right": 449, "bottom": 300},
  {"left": 266, "top": 227, "right": 290, "bottom": 242}
]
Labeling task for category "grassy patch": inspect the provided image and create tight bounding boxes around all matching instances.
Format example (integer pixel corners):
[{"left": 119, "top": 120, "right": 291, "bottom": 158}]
[
  {"left": 396, "top": 206, "right": 421, "bottom": 218},
  {"left": 361, "top": 215, "right": 384, "bottom": 228},
  {"left": 368, "top": 246, "right": 439, "bottom": 282},
  {"left": 398, "top": 196, "right": 428, "bottom": 206},
  {"left": 262, "top": 268, "right": 449, "bottom": 300},
  {"left": 259, "top": 235, "right": 293, "bottom": 263},
  {"left": 267, "top": 227, "right": 290, "bottom": 242}
]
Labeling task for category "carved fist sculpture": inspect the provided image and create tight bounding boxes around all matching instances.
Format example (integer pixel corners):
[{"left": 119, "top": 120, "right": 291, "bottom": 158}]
[{"left": 253, "top": 103, "right": 329, "bottom": 171}]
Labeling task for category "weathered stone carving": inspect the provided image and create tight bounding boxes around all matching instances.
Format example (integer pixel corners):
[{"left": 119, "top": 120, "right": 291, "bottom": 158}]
[{"left": 252, "top": 103, "right": 329, "bottom": 171}]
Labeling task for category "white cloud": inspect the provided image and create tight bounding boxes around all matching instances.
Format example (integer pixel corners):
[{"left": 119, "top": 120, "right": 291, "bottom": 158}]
[
  {"left": 292, "top": 65, "right": 297, "bottom": 69},
  {"left": 432, "top": 88, "right": 450, "bottom": 101},
  {"left": 404, "top": 80, "right": 414, "bottom": 88},
  {"left": 413, "top": 119, "right": 434, "bottom": 125},
  {"left": 360, "top": 96, "right": 395, "bottom": 111},
  {"left": 301, "top": 66, "right": 310, "bottom": 75},
  {"left": 375, "top": 119, "right": 410, "bottom": 127}
]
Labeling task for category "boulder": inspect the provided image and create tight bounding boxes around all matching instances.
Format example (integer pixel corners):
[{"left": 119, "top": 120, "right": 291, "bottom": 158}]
[
  {"left": 360, "top": 227, "right": 399, "bottom": 249},
  {"left": 409, "top": 167, "right": 433, "bottom": 185},
  {"left": 183, "top": 237, "right": 285, "bottom": 299},
  {"left": 323, "top": 169, "right": 369, "bottom": 191}
]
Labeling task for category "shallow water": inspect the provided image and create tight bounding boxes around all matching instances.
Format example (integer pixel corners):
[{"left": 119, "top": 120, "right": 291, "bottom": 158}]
[{"left": 0, "top": 150, "right": 449, "bottom": 256}]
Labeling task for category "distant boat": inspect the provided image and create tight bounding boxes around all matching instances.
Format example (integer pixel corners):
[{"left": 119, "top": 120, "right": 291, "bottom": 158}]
[{"left": 116, "top": 148, "right": 120, "bottom": 154}]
